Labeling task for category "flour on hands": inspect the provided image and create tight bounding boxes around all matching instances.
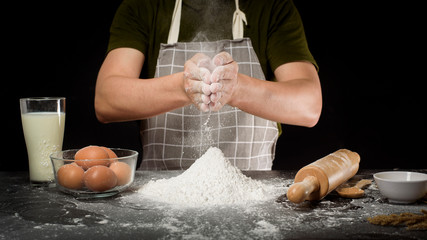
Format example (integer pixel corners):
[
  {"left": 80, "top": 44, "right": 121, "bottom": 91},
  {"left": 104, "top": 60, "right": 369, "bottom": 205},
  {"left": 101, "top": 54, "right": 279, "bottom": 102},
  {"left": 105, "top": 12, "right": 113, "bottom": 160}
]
[{"left": 183, "top": 52, "right": 238, "bottom": 112}]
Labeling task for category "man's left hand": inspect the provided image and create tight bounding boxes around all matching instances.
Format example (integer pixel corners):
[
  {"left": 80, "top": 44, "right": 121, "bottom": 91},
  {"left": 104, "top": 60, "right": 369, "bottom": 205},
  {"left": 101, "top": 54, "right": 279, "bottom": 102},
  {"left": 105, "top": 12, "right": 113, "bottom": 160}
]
[{"left": 208, "top": 52, "right": 239, "bottom": 111}]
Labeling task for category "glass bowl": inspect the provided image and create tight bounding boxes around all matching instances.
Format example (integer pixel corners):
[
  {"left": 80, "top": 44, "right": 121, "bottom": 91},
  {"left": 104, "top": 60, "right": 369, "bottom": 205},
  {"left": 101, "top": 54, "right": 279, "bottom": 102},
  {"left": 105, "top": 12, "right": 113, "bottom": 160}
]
[{"left": 50, "top": 148, "right": 138, "bottom": 199}]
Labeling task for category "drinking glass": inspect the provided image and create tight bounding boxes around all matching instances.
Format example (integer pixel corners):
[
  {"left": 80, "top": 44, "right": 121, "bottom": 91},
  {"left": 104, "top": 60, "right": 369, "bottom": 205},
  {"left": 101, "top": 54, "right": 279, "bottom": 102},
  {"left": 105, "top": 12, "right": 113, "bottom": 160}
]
[{"left": 20, "top": 97, "right": 66, "bottom": 187}]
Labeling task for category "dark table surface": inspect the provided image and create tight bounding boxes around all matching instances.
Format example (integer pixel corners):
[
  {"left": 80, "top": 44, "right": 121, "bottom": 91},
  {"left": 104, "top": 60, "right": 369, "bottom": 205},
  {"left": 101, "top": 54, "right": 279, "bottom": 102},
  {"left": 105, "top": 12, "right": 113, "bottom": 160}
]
[{"left": 0, "top": 170, "right": 426, "bottom": 240}]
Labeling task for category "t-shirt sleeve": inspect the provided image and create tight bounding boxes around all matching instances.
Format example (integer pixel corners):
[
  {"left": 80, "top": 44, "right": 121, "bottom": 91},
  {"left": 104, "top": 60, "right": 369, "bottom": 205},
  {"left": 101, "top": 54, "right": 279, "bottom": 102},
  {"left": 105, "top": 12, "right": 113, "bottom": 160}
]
[
  {"left": 267, "top": 0, "right": 318, "bottom": 71},
  {"left": 107, "top": 0, "right": 149, "bottom": 55}
]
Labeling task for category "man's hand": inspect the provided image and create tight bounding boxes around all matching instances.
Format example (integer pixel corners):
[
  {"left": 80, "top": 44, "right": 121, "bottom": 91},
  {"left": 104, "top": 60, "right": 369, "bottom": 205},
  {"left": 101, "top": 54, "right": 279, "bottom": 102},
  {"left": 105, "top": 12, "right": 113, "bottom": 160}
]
[
  {"left": 183, "top": 52, "right": 239, "bottom": 112},
  {"left": 183, "top": 53, "right": 213, "bottom": 112},
  {"left": 209, "top": 52, "right": 239, "bottom": 111}
]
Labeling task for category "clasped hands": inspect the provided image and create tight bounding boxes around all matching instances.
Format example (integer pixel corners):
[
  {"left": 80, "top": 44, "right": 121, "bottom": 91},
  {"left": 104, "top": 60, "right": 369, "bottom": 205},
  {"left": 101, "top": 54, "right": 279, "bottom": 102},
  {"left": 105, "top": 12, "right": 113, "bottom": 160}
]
[{"left": 184, "top": 52, "right": 238, "bottom": 112}]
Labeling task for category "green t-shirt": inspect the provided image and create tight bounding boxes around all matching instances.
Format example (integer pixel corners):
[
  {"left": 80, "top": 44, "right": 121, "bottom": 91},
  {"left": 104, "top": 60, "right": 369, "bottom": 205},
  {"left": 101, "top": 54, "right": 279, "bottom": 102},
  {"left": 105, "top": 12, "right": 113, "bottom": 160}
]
[{"left": 108, "top": 0, "right": 317, "bottom": 81}]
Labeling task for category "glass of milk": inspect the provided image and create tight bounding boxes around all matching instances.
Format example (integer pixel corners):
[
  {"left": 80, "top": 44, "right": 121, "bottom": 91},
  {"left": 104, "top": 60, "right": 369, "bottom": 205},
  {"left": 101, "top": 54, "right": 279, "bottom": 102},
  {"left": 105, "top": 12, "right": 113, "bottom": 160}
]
[{"left": 20, "top": 97, "right": 66, "bottom": 187}]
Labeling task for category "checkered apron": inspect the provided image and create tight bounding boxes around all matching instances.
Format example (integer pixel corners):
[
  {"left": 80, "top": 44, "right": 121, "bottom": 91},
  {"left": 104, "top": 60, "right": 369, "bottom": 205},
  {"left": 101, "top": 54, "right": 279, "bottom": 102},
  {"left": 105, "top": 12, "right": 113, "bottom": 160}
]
[
  {"left": 139, "top": 38, "right": 279, "bottom": 170},
  {"left": 139, "top": 0, "right": 278, "bottom": 170}
]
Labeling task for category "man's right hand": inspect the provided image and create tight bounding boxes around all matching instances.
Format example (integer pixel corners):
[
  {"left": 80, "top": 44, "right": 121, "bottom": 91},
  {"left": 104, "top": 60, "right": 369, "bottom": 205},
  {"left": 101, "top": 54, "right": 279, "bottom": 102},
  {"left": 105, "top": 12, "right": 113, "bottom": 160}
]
[{"left": 183, "top": 53, "right": 214, "bottom": 112}]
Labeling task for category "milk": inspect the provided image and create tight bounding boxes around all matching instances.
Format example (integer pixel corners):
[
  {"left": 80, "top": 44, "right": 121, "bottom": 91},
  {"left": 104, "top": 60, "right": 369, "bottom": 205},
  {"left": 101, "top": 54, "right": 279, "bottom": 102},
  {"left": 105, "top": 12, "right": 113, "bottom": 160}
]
[{"left": 21, "top": 112, "right": 65, "bottom": 183}]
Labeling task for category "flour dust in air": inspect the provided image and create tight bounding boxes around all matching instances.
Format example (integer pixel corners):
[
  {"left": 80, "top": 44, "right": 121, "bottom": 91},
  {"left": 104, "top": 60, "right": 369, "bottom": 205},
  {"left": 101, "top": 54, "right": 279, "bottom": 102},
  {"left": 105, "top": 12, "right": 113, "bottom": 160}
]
[{"left": 138, "top": 147, "right": 274, "bottom": 207}]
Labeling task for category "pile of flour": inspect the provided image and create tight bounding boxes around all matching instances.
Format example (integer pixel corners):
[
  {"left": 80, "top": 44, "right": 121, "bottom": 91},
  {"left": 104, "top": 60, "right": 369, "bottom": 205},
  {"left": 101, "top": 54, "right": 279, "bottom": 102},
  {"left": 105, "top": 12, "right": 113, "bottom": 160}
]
[{"left": 138, "top": 147, "right": 272, "bottom": 207}]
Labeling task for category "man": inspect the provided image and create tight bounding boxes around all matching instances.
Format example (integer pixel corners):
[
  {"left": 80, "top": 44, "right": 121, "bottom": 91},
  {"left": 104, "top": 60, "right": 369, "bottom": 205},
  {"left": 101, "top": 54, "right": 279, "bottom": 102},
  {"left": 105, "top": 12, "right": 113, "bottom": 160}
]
[{"left": 95, "top": 0, "right": 322, "bottom": 170}]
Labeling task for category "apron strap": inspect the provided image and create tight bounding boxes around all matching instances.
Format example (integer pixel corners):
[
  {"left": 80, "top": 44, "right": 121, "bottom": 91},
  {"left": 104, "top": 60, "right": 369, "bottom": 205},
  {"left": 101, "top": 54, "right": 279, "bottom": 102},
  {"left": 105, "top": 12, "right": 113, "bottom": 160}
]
[
  {"left": 232, "top": 0, "right": 247, "bottom": 40},
  {"left": 167, "top": 0, "right": 182, "bottom": 44},
  {"left": 167, "top": 0, "right": 247, "bottom": 44}
]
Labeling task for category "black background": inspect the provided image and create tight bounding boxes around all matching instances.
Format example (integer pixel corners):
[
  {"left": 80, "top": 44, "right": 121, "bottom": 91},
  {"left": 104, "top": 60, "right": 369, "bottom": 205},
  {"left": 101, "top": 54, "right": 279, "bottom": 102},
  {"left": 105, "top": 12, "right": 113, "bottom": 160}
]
[{"left": 5, "top": 1, "right": 425, "bottom": 171}]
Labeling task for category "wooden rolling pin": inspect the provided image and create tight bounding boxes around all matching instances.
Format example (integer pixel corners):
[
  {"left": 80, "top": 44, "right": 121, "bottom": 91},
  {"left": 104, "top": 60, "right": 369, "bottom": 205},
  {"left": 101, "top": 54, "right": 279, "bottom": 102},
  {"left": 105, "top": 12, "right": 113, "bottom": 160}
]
[{"left": 287, "top": 149, "right": 360, "bottom": 203}]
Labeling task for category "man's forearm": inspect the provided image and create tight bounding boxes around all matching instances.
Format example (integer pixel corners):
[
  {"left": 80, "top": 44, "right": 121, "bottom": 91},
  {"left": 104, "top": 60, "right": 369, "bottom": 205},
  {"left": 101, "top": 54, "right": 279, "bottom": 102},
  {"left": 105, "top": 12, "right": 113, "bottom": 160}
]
[
  {"left": 95, "top": 72, "right": 191, "bottom": 123},
  {"left": 230, "top": 72, "right": 322, "bottom": 127}
]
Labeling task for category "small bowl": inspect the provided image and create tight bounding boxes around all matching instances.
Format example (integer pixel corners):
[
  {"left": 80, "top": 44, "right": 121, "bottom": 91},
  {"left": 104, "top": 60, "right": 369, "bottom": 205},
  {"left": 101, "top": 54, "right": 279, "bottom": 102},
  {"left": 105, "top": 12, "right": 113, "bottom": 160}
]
[
  {"left": 373, "top": 171, "right": 427, "bottom": 204},
  {"left": 50, "top": 148, "right": 138, "bottom": 199}
]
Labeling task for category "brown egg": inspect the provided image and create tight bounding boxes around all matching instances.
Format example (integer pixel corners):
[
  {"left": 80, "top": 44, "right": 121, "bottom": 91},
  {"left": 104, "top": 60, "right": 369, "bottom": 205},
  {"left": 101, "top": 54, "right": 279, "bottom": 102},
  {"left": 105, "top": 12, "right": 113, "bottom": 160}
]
[
  {"left": 84, "top": 165, "right": 117, "bottom": 192},
  {"left": 100, "top": 146, "right": 118, "bottom": 164},
  {"left": 109, "top": 162, "right": 132, "bottom": 186},
  {"left": 75, "top": 146, "right": 110, "bottom": 170},
  {"left": 57, "top": 163, "right": 85, "bottom": 190},
  {"left": 100, "top": 146, "right": 118, "bottom": 159}
]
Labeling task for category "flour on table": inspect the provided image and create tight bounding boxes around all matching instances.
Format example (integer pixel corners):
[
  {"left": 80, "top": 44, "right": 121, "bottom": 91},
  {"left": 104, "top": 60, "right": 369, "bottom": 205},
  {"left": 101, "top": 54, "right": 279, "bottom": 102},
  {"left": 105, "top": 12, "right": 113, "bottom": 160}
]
[
  {"left": 138, "top": 147, "right": 272, "bottom": 207},
  {"left": 250, "top": 220, "right": 279, "bottom": 237}
]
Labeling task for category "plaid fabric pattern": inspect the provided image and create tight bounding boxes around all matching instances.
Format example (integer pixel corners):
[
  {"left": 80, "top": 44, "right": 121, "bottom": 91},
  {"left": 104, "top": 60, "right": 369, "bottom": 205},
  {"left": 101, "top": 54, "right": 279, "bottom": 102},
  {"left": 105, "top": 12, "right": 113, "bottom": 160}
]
[{"left": 139, "top": 38, "right": 278, "bottom": 170}]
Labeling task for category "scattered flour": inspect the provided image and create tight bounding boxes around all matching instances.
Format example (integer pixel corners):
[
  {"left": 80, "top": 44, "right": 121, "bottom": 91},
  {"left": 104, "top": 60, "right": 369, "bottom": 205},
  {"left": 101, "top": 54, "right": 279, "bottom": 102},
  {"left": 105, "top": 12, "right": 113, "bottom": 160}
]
[
  {"left": 250, "top": 220, "right": 279, "bottom": 236},
  {"left": 138, "top": 147, "right": 272, "bottom": 207}
]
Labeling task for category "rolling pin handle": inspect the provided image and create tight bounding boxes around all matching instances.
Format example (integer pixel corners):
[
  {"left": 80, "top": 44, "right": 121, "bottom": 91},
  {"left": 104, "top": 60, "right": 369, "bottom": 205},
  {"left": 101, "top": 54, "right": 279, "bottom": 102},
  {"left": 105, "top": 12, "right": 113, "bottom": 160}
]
[{"left": 287, "top": 176, "right": 320, "bottom": 203}]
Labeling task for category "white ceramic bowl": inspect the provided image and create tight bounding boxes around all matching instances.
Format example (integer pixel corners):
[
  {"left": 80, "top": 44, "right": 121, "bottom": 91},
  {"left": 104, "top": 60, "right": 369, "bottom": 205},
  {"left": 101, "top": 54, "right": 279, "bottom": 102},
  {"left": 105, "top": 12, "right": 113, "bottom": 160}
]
[{"left": 373, "top": 171, "right": 427, "bottom": 204}]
